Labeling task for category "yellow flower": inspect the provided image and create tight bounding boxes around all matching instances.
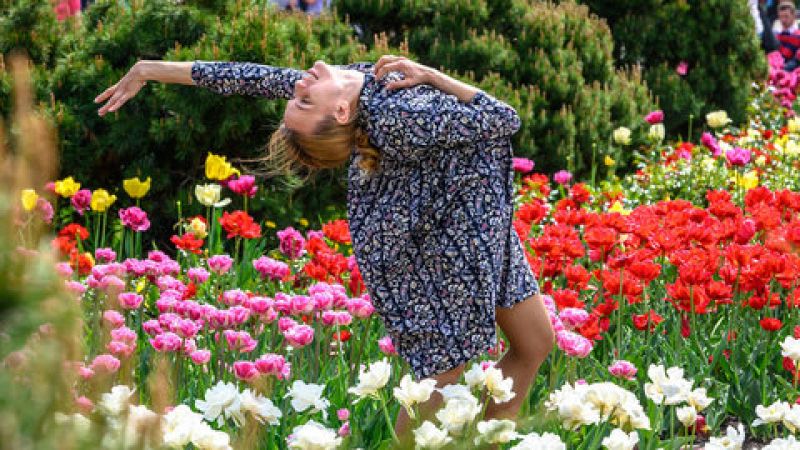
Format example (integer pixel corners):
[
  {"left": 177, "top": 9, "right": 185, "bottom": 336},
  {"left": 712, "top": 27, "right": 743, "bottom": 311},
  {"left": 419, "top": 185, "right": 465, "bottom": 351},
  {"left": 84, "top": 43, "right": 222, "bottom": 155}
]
[
  {"left": 755, "top": 155, "right": 767, "bottom": 166},
  {"left": 205, "top": 152, "right": 241, "bottom": 181},
  {"left": 90, "top": 189, "right": 117, "bottom": 212},
  {"left": 54, "top": 177, "right": 81, "bottom": 198},
  {"left": 740, "top": 170, "right": 759, "bottom": 189},
  {"left": 706, "top": 110, "right": 732, "bottom": 129},
  {"left": 608, "top": 200, "right": 631, "bottom": 216},
  {"left": 195, "top": 183, "right": 230, "bottom": 208},
  {"left": 135, "top": 278, "right": 147, "bottom": 294},
  {"left": 298, "top": 218, "right": 310, "bottom": 227},
  {"left": 786, "top": 140, "right": 800, "bottom": 157},
  {"left": 189, "top": 217, "right": 207, "bottom": 239},
  {"left": 612, "top": 127, "right": 632, "bottom": 145},
  {"left": 265, "top": 220, "right": 277, "bottom": 229},
  {"left": 604, "top": 155, "right": 616, "bottom": 166},
  {"left": 789, "top": 117, "right": 800, "bottom": 134},
  {"left": 20, "top": 189, "right": 38, "bottom": 211},
  {"left": 701, "top": 157, "right": 717, "bottom": 171},
  {"left": 123, "top": 177, "right": 151, "bottom": 199}
]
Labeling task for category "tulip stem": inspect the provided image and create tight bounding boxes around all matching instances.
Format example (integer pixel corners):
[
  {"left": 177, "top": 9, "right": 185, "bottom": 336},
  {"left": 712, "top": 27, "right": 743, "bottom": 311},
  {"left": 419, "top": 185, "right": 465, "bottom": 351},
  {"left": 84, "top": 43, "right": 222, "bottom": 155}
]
[{"left": 380, "top": 390, "right": 399, "bottom": 443}]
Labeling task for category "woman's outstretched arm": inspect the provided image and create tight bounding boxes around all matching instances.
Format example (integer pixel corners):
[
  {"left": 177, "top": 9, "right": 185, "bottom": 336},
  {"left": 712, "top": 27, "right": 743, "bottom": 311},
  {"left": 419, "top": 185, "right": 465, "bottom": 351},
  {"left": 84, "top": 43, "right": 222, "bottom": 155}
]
[{"left": 95, "top": 60, "right": 304, "bottom": 116}]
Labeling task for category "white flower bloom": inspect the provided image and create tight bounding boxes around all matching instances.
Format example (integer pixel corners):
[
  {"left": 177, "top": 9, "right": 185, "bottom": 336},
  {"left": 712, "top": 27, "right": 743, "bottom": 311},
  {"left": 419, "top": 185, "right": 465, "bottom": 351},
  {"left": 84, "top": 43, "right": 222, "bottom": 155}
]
[
  {"left": 644, "top": 365, "right": 692, "bottom": 405},
  {"left": 413, "top": 421, "right": 452, "bottom": 449},
  {"left": 474, "top": 419, "right": 517, "bottom": 445},
  {"left": 195, "top": 381, "right": 244, "bottom": 427},
  {"left": 687, "top": 387, "right": 713, "bottom": 412},
  {"left": 613, "top": 127, "right": 632, "bottom": 145},
  {"left": 195, "top": 184, "right": 230, "bottom": 208},
  {"left": 782, "top": 336, "right": 800, "bottom": 362},
  {"left": 437, "top": 384, "right": 474, "bottom": 402},
  {"left": 648, "top": 124, "right": 665, "bottom": 141},
  {"left": 54, "top": 412, "right": 92, "bottom": 436},
  {"left": 601, "top": 428, "right": 639, "bottom": 450},
  {"left": 676, "top": 405, "right": 697, "bottom": 428},
  {"left": 393, "top": 374, "right": 437, "bottom": 419},
  {"left": 241, "top": 389, "right": 282, "bottom": 426},
  {"left": 287, "top": 420, "right": 342, "bottom": 450},
  {"left": 464, "top": 363, "right": 487, "bottom": 389},
  {"left": 783, "top": 404, "right": 800, "bottom": 433},
  {"left": 349, "top": 358, "right": 391, "bottom": 400},
  {"left": 286, "top": 380, "right": 330, "bottom": 417},
  {"left": 435, "top": 396, "right": 482, "bottom": 436},
  {"left": 753, "top": 401, "right": 790, "bottom": 427},
  {"left": 706, "top": 110, "right": 732, "bottom": 129},
  {"left": 763, "top": 435, "right": 800, "bottom": 450},
  {"left": 162, "top": 405, "right": 206, "bottom": 448},
  {"left": 484, "top": 366, "right": 515, "bottom": 404},
  {"left": 510, "top": 432, "right": 566, "bottom": 450},
  {"left": 99, "top": 385, "right": 135, "bottom": 416},
  {"left": 557, "top": 393, "right": 601, "bottom": 430},
  {"left": 191, "top": 423, "right": 233, "bottom": 450},
  {"left": 546, "top": 381, "right": 649, "bottom": 431},
  {"left": 705, "top": 424, "right": 745, "bottom": 450}
]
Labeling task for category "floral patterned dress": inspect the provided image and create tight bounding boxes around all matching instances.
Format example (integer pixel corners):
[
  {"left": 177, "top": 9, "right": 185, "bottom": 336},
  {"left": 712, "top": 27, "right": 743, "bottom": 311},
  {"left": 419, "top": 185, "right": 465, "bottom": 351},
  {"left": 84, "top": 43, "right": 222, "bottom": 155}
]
[{"left": 191, "top": 61, "right": 540, "bottom": 378}]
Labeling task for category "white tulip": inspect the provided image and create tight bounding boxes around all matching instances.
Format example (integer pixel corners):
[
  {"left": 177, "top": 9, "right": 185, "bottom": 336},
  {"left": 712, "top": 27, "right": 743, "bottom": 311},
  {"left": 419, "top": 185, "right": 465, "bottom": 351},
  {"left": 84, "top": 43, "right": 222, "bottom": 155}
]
[
  {"left": 437, "top": 384, "right": 474, "bottom": 402},
  {"left": 285, "top": 381, "right": 330, "bottom": 417},
  {"left": 763, "top": 435, "right": 800, "bottom": 450},
  {"left": 240, "top": 389, "right": 282, "bottom": 425},
  {"left": 435, "top": 396, "right": 481, "bottom": 436},
  {"left": 706, "top": 110, "right": 732, "bottom": 128},
  {"left": 783, "top": 404, "right": 800, "bottom": 433},
  {"left": 752, "top": 401, "right": 790, "bottom": 427},
  {"left": 687, "top": 387, "right": 714, "bottom": 411},
  {"left": 195, "top": 184, "right": 230, "bottom": 208},
  {"left": 484, "top": 366, "right": 516, "bottom": 404},
  {"left": 648, "top": 124, "right": 665, "bottom": 141},
  {"left": 613, "top": 127, "right": 632, "bottom": 145},
  {"left": 474, "top": 419, "right": 517, "bottom": 445},
  {"left": 54, "top": 412, "right": 92, "bottom": 437},
  {"left": 349, "top": 358, "right": 391, "bottom": 400},
  {"left": 676, "top": 405, "right": 697, "bottom": 428},
  {"left": 601, "top": 428, "right": 639, "bottom": 450},
  {"left": 393, "top": 374, "right": 436, "bottom": 419},
  {"left": 413, "top": 421, "right": 452, "bottom": 449},
  {"left": 705, "top": 424, "right": 745, "bottom": 450},
  {"left": 463, "top": 363, "right": 487, "bottom": 389},
  {"left": 195, "top": 381, "right": 243, "bottom": 427},
  {"left": 510, "top": 432, "right": 566, "bottom": 450},
  {"left": 781, "top": 336, "right": 800, "bottom": 362},
  {"left": 99, "top": 385, "right": 135, "bottom": 416},
  {"left": 191, "top": 423, "right": 233, "bottom": 450},
  {"left": 162, "top": 405, "right": 205, "bottom": 448},
  {"left": 287, "top": 420, "right": 342, "bottom": 450}
]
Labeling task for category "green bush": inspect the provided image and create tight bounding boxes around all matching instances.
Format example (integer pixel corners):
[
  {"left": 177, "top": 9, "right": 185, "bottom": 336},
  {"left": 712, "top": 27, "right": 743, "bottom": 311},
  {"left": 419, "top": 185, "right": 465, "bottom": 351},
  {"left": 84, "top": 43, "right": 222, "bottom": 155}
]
[
  {"left": 577, "top": 0, "right": 767, "bottom": 138},
  {"left": 335, "top": 0, "right": 655, "bottom": 176}
]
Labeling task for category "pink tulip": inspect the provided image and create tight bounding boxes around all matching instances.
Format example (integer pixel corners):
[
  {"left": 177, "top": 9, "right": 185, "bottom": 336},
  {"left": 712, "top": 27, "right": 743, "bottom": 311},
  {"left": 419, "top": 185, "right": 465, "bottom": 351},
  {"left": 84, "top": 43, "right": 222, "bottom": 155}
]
[
  {"left": 253, "top": 256, "right": 291, "bottom": 280},
  {"left": 276, "top": 227, "right": 306, "bottom": 259},
  {"left": 76, "top": 396, "right": 94, "bottom": 414},
  {"left": 676, "top": 61, "right": 688, "bottom": 76},
  {"left": 255, "top": 354, "right": 290, "bottom": 379},
  {"left": 338, "top": 422, "right": 351, "bottom": 437},
  {"left": 71, "top": 189, "right": 92, "bottom": 216},
  {"left": 90, "top": 354, "right": 121, "bottom": 373},
  {"left": 190, "top": 349, "right": 211, "bottom": 365},
  {"left": 284, "top": 325, "right": 314, "bottom": 348},
  {"left": 322, "top": 310, "right": 353, "bottom": 326},
  {"left": 187, "top": 267, "right": 210, "bottom": 284},
  {"left": 55, "top": 262, "right": 74, "bottom": 277},
  {"left": 512, "top": 157, "right": 535, "bottom": 173},
  {"left": 725, "top": 147, "right": 751, "bottom": 166},
  {"left": 278, "top": 317, "right": 298, "bottom": 332},
  {"left": 119, "top": 206, "right": 150, "bottom": 232},
  {"left": 142, "top": 319, "right": 163, "bottom": 336},
  {"left": 111, "top": 327, "right": 137, "bottom": 343},
  {"left": 337, "top": 408, "right": 350, "bottom": 421},
  {"left": 233, "top": 361, "right": 260, "bottom": 381},
  {"left": 223, "top": 330, "right": 257, "bottom": 353},
  {"left": 559, "top": 308, "right": 590, "bottom": 330},
  {"left": 157, "top": 275, "right": 185, "bottom": 292},
  {"left": 78, "top": 365, "right": 95, "bottom": 380},
  {"left": 118, "top": 292, "right": 144, "bottom": 310},
  {"left": 207, "top": 255, "right": 233, "bottom": 274},
  {"left": 36, "top": 198, "right": 53, "bottom": 224},
  {"left": 173, "top": 318, "right": 201, "bottom": 339},
  {"left": 290, "top": 295, "right": 314, "bottom": 315},
  {"left": 65, "top": 281, "right": 87, "bottom": 295},
  {"left": 312, "top": 291, "right": 334, "bottom": 310},
  {"left": 644, "top": 110, "right": 664, "bottom": 124},
  {"left": 150, "top": 332, "right": 183, "bottom": 352},
  {"left": 553, "top": 170, "right": 573, "bottom": 185},
  {"left": 274, "top": 293, "right": 292, "bottom": 314},
  {"left": 107, "top": 340, "right": 135, "bottom": 358},
  {"left": 701, "top": 132, "right": 722, "bottom": 157},
  {"left": 227, "top": 175, "right": 258, "bottom": 198},
  {"left": 248, "top": 296, "right": 274, "bottom": 314},
  {"left": 221, "top": 289, "right": 248, "bottom": 307},
  {"left": 555, "top": 330, "right": 593, "bottom": 358},
  {"left": 608, "top": 360, "right": 638, "bottom": 380},
  {"left": 346, "top": 297, "right": 375, "bottom": 318},
  {"left": 378, "top": 336, "right": 397, "bottom": 355},
  {"left": 103, "top": 310, "right": 125, "bottom": 328},
  {"left": 95, "top": 248, "right": 117, "bottom": 263}
]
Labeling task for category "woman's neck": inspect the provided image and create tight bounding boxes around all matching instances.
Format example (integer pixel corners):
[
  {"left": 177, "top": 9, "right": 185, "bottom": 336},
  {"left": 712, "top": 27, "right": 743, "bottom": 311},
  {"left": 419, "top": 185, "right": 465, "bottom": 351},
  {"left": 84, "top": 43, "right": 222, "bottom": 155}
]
[{"left": 339, "top": 69, "right": 367, "bottom": 108}]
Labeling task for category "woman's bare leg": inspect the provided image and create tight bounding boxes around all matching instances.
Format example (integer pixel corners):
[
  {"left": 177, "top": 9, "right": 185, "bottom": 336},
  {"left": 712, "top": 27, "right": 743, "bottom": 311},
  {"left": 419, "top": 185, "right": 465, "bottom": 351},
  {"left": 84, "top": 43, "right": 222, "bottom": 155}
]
[
  {"left": 394, "top": 363, "right": 465, "bottom": 444},
  {"left": 486, "top": 294, "right": 554, "bottom": 419}
]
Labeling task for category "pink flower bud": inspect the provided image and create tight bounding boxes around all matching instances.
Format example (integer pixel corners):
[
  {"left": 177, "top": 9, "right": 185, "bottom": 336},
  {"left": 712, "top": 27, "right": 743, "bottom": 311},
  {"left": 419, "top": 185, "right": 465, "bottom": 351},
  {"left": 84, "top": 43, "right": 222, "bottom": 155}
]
[
  {"left": 558, "top": 308, "right": 590, "bottom": 330},
  {"left": 90, "top": 354, "right": 121, "bottom": 373},
  {"left": 118, "top": 292, "right": 144, "bottom": 310},
  {"left": 338, "top": 422, "right": 351, "bottom": 437},
  {"left": 278, "top": 317, "right": 298, "bottom": 332},
  {"left": 556, "top": 330, "right": 593, "bottom": 358},
  {"left": 233, "top": 361, "right": 259, "bottom": 381},
  {"left": 111, "top": 326, "right": 137, "bottom": 344},
  {"left": 608, "top": 360, "right": 638, "bottom": 380},
  {"left": 221, "top": 289, "right": 248, "bottom": 307},
  {"left": 150, "top": 332, "right": 183, "bottom": 352},
  {"left": 187, "top": 267, "right": 210, "bottom": 284},
  {"left": 190, "top": 349, "right": 211, "bottom": 365},
  {"left": 346, "top": 297, "right": 375, "bottom": 319},
  {"left": 103, "top": 310, "right": 125, "bottom": 328},
  {"left": 284, "top": 325, "right": 314, "bottom": 348},
  {"left": 290, "top": 295, "right": 314, "bottom": 315},
  {"left": 142, "top": 319, "right": 163, "bottom": 336},
  {"left": 55, "top": 262, "right": 74, "bottom": 277},
  {"left": 378, "top": 336, "right": 397, "bottom": 355},
  {"left": 76, "top": 396, "right": 94, "bottom": 414},
  {"left": 207, "top": 255, "right": 233, "bottom": 274},
  {"left": 337, "top": 408, "right": 350, "bottom": 421}
]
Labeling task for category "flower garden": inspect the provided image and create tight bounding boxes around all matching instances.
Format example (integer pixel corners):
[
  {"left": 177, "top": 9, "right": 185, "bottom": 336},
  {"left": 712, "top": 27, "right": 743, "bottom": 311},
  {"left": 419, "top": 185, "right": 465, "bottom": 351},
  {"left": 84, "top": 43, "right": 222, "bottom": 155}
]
[{"left": 5, "top": 73, "right": 800, "bottom": 450}]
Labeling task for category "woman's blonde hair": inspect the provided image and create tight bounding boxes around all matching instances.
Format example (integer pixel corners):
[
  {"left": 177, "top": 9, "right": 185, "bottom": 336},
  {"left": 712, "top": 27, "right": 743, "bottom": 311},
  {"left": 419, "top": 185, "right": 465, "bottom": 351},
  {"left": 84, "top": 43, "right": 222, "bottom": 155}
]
[{"left": 263, "top": 115, "right": 380, "bottom": 179}]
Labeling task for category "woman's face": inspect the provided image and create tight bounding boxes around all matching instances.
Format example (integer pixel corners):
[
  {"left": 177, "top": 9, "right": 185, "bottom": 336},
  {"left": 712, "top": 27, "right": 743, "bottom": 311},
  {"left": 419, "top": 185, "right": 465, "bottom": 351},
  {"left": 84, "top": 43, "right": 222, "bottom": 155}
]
[{"left": 284, "top": 61, "right": 347, "bottom": 135}]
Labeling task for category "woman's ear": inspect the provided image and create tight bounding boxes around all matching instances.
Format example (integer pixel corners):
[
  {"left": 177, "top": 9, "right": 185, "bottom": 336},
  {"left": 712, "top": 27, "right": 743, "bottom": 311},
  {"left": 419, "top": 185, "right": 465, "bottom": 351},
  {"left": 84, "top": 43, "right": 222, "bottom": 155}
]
[{"left": 333, "top": 100, "right": 352, "bottom": 125}]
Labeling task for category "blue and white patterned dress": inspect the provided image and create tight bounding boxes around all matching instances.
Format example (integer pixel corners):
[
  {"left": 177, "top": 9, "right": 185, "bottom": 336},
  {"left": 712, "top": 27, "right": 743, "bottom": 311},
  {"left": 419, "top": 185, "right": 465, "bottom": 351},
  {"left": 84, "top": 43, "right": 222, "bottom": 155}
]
[{"left": 191, "top": 61, "right": 540, "bottom": 378}]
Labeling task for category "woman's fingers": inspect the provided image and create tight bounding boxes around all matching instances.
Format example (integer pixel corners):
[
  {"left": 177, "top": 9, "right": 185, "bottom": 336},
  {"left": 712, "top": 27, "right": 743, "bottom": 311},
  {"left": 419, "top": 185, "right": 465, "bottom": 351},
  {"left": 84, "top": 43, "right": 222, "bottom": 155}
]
[
  {"left": 374, "top": 55, "right": 405, "bottom": 76},
  {"left": 94, "top": 83, "right": 118, "bottom": 104},
  {"left": 375, "top": 60, "right": 408, "bottom": 80},
  {"left": 385, "top": 78, "right": 417, "bottom": 90}
]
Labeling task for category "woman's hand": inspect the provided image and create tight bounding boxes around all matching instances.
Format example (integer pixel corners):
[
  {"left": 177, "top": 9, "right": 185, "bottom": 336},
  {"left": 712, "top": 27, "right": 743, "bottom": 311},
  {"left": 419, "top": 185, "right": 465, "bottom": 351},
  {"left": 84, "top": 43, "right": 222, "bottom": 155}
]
[
  {"left": 95, "top": 62, "right": 147, "bottom": 116},
  {"left": 373, "top": 55, "right": 436, "bottom": 90}
]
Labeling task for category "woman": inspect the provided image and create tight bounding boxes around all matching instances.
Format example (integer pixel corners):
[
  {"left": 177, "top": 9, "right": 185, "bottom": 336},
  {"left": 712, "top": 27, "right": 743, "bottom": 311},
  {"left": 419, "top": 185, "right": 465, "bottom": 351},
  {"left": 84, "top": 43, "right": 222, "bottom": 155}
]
[{"left": 95, "top": 56, "right": 554, "bottom": 434}]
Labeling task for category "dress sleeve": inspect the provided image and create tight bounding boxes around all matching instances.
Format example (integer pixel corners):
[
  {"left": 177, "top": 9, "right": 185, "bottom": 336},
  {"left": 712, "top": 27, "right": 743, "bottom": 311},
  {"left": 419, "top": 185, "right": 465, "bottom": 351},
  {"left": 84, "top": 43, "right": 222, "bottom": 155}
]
[
  {"left": 379, "top": 87, "right": 521, "bottom": 159},
  {"left": 190, "top": 61, "right": 304, "bottom": 99}
]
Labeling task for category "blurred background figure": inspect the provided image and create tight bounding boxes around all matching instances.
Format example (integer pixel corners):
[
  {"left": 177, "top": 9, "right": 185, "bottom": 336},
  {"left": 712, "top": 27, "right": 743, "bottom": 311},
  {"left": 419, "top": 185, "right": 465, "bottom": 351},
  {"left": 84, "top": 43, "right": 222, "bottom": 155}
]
[
  {"left": 53, "top": 0, "right": 81, "bottom": 21},
  {"left": 272, "top": 0, "right": 331, "bottom": 16},
  {"left": 773, "top": 0, "right": 800, "bottom": 70}
]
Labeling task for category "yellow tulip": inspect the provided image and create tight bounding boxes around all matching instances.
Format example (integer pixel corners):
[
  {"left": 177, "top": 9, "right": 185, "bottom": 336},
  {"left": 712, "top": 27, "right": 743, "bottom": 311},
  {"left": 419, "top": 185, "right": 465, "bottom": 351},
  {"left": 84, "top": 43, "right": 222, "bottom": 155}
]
[
  {"left": 740, "top": 170, "right": 759, "bottom": 190},
  {"left": 135, "top": 278, "right": 147, "bottom": 294},
  {"left": 612, "top": 127, "right": 631, "bottom": 145},
  {"left": 755, "top": 155, "right": 767, "bottom": 167},
  {"left": 604, "top": 155, "right": 616, "bottom": 166},
  {"left": 54, "top": 177, "right": 81, "bottom": 198},
  {"left": 298, "top": 218, "right": 310, "bottom": 227},
  {"left": 789, "top": 117, "right": 800, "bottom": 134},
  {"left": 205, "top": 152, "right": 241, "bottom": 181},
  {"left": 609, "top": 200, "right": 631, "bottom": 216},
  {"left": 265, "top": 220, "right": 277, "bottom": 229},
  {"left": 90, "top": 189, "right": 117, "bottom": 212},
  {"left": 123, "top": 177, "right": 151, "bottom": 199},
  {"left": 189, "top": 217, "right": 208, "bottom": 239},
  {"left": 706, "top": 110, "right": 732, "bottom": 129},
  {"left": 20, "top": 189, "right": 38, "bottom": 211}
]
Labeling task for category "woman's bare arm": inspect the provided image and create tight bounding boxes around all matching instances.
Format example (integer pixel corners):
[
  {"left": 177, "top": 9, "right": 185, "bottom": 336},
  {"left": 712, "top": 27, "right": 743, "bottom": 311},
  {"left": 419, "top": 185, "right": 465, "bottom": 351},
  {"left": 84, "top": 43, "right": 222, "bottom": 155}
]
[
  {"left": 95, "top": 60, "right": 194, "bottom": 116},
  {"left": 373, "top": 55, "right": 479, "bottom": 103}
]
